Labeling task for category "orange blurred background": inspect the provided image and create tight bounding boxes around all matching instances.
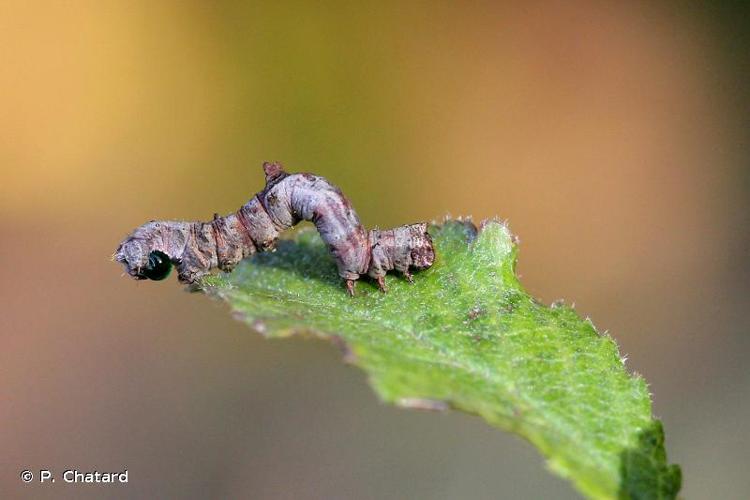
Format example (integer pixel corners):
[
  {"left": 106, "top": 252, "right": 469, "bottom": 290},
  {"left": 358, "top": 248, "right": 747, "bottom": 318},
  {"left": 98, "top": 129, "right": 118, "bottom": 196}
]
[{"left": 1, "top": 1, "right": 748, "bottom": 498}]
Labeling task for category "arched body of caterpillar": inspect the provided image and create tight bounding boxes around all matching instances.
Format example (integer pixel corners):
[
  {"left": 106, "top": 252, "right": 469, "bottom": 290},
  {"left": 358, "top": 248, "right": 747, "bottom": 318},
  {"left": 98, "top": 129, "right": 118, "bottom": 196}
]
[{"left": 115, "top": 162, "right": 435, "bottom": 295}]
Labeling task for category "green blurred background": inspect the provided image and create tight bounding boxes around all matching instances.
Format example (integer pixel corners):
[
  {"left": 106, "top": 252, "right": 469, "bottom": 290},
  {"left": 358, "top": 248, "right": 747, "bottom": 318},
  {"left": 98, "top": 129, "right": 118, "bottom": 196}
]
[{"left": 1, "top": 1, "right": 748, "bottom": 498}]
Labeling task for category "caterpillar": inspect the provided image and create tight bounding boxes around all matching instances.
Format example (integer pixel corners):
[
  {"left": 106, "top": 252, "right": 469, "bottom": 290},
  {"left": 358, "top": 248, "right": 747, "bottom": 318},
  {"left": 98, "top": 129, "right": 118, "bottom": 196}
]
[{"left": 114, "top": 162, "right": 435, "bottom": 295}]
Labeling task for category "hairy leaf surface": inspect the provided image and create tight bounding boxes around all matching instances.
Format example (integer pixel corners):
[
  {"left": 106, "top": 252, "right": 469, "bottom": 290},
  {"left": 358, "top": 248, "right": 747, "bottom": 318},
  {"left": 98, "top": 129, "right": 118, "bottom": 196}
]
[{"left": 201, "top": 220, "right": 681, "bottom": 499}]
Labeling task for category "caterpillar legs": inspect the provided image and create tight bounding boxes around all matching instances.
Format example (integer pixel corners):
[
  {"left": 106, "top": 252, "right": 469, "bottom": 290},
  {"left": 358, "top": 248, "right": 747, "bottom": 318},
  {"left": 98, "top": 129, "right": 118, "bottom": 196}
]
[
  {"left": 344, "top": 276, "right": 389, "bottom": 295},
  {"left": 345, "top": 275, "right": 415, "bottom": 295}
]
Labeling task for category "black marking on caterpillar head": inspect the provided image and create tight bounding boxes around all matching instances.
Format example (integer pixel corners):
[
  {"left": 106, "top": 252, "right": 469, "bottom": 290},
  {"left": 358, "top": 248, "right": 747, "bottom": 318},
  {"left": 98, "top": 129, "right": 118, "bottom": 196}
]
[
  {"left": 115, "top": 162, "right": 435, "bottom": 294},
  {"left": 141, "top": 251, "right": 172, "bottom": 280}
]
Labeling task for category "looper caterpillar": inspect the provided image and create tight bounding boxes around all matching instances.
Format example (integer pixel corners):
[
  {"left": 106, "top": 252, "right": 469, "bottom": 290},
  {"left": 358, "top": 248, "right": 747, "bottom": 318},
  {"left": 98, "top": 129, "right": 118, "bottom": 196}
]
[{"left": 114, "top": 162, "right": 435, "bottom": 295}]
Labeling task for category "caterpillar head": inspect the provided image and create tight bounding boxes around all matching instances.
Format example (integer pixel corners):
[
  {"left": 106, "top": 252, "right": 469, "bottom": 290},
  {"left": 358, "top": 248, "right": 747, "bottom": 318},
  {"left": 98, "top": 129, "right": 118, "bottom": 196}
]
[
  {"left": 114, "top": 221, "right": 187, "bottom": 281},
  {"left": 406, "top": 222, "right": 435, "bottom": 270}
]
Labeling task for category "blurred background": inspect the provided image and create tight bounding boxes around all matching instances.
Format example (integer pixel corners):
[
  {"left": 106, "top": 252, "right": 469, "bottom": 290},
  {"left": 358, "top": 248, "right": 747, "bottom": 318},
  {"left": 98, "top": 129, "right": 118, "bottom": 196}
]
[{"left": 1, "top": 1, "right": 748, "bottom": 498}]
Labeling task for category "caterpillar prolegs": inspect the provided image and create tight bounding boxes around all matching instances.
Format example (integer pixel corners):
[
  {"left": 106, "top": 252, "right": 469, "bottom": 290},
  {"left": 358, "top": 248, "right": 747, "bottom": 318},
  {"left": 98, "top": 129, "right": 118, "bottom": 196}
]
[{"left": 114, "top": 162, "right": 435, "bottom": 295}]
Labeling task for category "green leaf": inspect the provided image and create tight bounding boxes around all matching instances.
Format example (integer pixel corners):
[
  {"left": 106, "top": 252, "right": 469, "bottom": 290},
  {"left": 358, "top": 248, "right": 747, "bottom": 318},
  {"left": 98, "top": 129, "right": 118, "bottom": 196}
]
[{"left": 201, "top": 219, "right": 681, "bottom": 499}]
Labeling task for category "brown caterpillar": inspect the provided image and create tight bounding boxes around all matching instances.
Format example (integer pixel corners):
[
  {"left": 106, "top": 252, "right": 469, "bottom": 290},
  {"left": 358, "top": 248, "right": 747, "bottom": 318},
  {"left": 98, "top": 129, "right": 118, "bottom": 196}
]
[{"left": 115, "top": 162, "right": 435, "bottom": 295}]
